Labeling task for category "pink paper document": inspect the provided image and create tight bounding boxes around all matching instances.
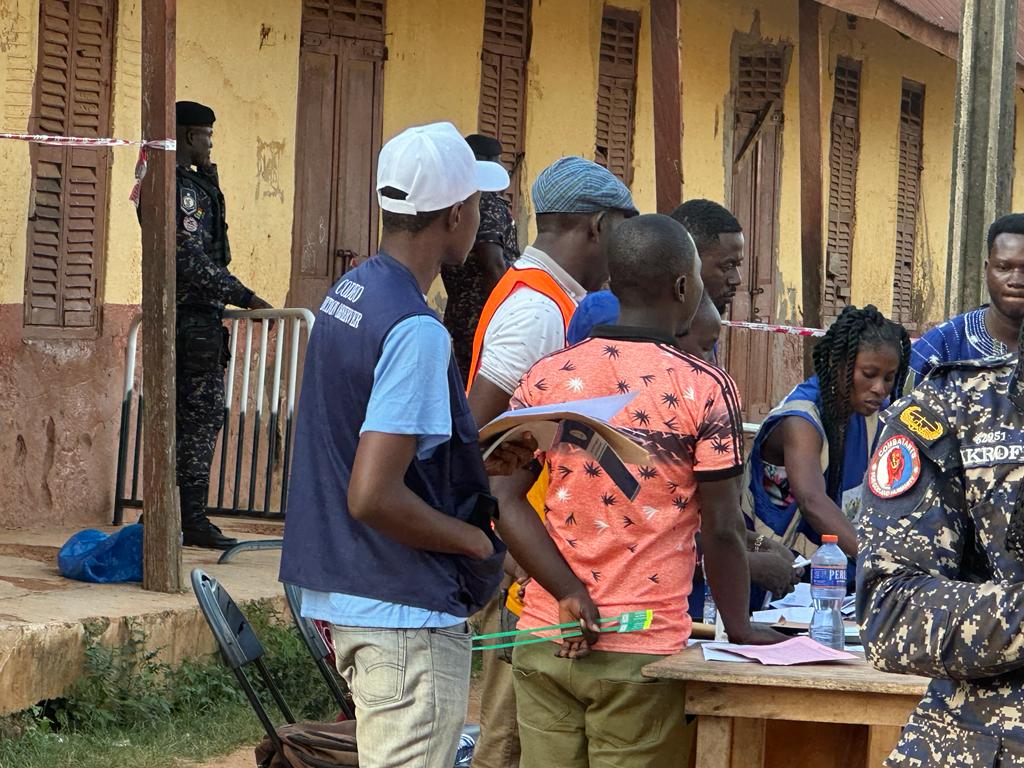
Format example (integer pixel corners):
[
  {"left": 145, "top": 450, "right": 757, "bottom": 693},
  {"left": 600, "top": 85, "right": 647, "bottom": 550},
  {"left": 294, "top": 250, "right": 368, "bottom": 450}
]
[{"left": 706, "top": 636, "right": 856, "bottom": 665}]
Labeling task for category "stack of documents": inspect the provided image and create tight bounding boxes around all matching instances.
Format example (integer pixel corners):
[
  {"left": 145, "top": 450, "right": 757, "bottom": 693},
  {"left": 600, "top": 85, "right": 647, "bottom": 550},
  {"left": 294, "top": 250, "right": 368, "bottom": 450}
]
[{"left": 700, "top": 636, "right": 857, "bottom": 665}]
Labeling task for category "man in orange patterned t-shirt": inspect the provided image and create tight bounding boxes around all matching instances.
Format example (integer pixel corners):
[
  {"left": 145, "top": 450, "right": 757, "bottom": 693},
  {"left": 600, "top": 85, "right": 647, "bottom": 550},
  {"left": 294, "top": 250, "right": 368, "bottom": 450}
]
[{"left": 493, "top": 215, "right": 784, "bottom": 768}]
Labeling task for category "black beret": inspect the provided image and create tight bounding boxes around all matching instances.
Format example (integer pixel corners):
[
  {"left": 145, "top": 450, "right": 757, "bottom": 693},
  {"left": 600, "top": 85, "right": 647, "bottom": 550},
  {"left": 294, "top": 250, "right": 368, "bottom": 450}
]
[
  {"left": 465, "top": 134, "right": 503, "bottom": 158},
  {"left": 176, "top": 101, "right": 216, "bottom": 127}
]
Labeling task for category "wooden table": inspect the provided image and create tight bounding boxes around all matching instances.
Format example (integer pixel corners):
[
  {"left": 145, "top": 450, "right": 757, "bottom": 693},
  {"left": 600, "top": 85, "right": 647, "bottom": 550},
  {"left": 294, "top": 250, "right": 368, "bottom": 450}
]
[{"left": 642, "top": 646, "right": 929, "bottom": 768}]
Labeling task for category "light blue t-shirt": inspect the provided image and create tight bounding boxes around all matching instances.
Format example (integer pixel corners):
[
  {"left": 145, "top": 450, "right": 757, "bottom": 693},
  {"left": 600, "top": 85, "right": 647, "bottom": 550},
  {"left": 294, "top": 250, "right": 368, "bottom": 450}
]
[{"left": 300, "top": 313, "right": 467, "bottom": 629}]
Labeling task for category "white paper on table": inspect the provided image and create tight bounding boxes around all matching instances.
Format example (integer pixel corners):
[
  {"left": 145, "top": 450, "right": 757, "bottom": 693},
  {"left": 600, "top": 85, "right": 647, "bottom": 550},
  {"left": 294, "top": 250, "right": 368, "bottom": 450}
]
[
  {"left": 702, "top": 643, "right": 756, "bottom": 663},
  {"left": 770, "top": 582, "right": 812, "bottom": 608},
  {"left": 707, "top": 636, "right": 857, "bottom": 666},
  {"left": 752, "top": 607, "right": 814, "bottom": 625}
]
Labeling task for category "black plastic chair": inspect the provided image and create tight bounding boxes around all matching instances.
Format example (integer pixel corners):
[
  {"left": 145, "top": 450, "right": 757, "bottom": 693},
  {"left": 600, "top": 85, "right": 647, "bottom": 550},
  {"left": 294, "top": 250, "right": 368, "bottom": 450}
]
[
  {"left": 191, "top": 568, "right": 297, "bottom": 755},
  {"left": 217, "top": 538, "right": 284, "bottom": 564},
  {"left": 283, "top": 581, "right": 356, "bottom": 720}
]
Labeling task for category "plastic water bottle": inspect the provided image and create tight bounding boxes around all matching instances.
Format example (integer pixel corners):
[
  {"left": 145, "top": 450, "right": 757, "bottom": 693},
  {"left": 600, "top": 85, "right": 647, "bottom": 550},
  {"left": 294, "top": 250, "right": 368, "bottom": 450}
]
[
  {"left": 454, "top": 724, "right": 479, "bottom": 767},
  {"left": 702, "top": 562, "right": 717, "bottom": 625},
  {"left": 810, "top": 534, "right": 847, "bottom": 650}
]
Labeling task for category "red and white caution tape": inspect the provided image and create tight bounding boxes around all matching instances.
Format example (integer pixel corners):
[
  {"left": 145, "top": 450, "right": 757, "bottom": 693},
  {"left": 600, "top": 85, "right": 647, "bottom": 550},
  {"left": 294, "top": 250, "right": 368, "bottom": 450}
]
[
  {"left": 0, "top": 132, "right": 175, "bottom": 150},
  {"left": 129, "top": 148, "right": 148, "bottom": 209},
  {"left": 722, "top": 319, "right": 826, "bottom": 338}
]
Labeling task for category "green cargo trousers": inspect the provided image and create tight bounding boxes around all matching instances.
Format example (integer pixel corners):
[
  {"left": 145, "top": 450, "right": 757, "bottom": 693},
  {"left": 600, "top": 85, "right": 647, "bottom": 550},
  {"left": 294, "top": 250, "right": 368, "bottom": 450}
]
[{"left": 512, "top": 638, "right": 694, "bottom": 768}]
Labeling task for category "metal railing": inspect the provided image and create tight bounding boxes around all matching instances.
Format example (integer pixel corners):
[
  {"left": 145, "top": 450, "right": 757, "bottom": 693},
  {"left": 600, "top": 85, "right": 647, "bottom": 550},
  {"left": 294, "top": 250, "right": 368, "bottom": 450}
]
[{"left": 113, "top": 308, "right": 315, "bottom": 525}]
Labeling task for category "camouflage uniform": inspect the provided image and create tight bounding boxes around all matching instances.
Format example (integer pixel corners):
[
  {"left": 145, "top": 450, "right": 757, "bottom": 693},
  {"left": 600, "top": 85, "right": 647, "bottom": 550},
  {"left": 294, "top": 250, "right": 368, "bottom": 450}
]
[
  {"left": 176, "top": 163, "right": 253, "bottom": 492},
  {"left": 858, "top": 354, "right": 1024, "bottom": 766}
]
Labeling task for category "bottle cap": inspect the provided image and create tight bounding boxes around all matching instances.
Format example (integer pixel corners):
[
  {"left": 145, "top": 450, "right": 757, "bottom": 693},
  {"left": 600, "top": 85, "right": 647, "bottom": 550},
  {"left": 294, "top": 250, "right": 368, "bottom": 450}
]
[{"left": 821, "top": 534, "right": 839, "bottom": 543}]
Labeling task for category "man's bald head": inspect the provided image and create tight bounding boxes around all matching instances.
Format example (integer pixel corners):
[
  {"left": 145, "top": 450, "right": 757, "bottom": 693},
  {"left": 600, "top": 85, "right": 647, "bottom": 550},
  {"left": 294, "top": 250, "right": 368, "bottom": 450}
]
[{"left": 608, "top": 214, "right": 699, "bottom": 305}]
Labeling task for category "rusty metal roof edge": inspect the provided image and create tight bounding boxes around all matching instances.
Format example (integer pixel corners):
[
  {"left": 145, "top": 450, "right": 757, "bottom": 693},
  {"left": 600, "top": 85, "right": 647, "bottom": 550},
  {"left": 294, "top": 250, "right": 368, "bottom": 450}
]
[{"left": 817, "top": 0, "right": 1024, "bottom": 89}]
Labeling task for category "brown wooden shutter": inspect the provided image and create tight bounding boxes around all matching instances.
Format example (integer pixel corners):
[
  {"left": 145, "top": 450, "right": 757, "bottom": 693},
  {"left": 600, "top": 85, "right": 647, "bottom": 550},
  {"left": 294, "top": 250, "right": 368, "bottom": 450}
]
[
  {"left": 302, "top": 0, "right": 385, "bottom": 41},
  {"left": 595, "top": 6, "right": 639, "bottom": 185},
  {"left": 24, "top": 0, "right": 114, "bottom": 336},
  {"left": 823, "top": 58, "right": 861, "bottom": 323},
  {"left": 891, "top": 80, "right": 924, "bottom": 329},
  {"left": 736, "top": 50, "right": 786, "bottom": 107},
  {"left": 478, "top": 0, "right": 530, "bottom": 216}
]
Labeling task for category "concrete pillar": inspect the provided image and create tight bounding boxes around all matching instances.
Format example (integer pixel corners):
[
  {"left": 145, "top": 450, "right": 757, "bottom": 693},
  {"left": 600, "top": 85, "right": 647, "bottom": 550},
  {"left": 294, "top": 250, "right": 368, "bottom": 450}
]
[{"left": 945, "top": 0, "right": 1019, "bottom": 315}]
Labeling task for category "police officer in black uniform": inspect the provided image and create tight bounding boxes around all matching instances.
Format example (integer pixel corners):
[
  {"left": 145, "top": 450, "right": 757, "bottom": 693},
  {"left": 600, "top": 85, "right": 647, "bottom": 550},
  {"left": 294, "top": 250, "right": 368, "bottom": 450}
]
[{"left": 175, "top": 101, "right": 272, "bottom": 548}]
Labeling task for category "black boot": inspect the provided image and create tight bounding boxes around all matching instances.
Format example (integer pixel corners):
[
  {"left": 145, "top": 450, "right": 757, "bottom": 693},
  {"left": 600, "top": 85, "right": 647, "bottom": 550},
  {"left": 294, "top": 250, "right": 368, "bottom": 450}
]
[{"left": 180, "top": 485, "right": 238, "bottom": 550}]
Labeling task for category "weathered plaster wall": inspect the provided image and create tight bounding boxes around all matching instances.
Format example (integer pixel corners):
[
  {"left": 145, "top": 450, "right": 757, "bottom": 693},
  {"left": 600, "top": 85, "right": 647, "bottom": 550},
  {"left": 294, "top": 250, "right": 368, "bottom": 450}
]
[
  {"left": 0, "top": 0, "right": 37, "bottom": 306},
  {"left": 174, "top": 0, "right": 302, "bottom": 309},
  {"left": 382, "top": 0, "right": 484, "bottom": 141},
  {"left": 521, "top": 0, "right": 656, "bottom": 235},
  {"left": 0, "top": 305, "right": 135, "bottom": 529}
]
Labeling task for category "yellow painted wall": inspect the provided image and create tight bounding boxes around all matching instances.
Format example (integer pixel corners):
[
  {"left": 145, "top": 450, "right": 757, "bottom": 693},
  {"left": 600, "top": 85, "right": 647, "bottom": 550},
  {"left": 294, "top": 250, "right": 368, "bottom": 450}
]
[
  {"left": 0, "top": 0, "right": 38, "bottom": 305},
  {"left": 384, "top": 0, "right": 657, "bottom": 303},
  {"left": 172, "top": 0, "right": 302, "bottom": 308},
  {"left": 520, "top": 0, "right": 656, "bottom": 237},
  {"left": 679, "top": 0, "right": 803, "bottom": 321},
  {"left": 382, "top": 0, "right": 484, "bottom": 141},
  {"left": 520, "top": 0, "right": 599, "bottom": 236},
  {"left": 821, "top": 8, "right": 956, "bottom": 327},
  {"left": 0, "top": 0, "right": 988, "bottom": 329},
  {"left": 103, "top": 0, "right": 141, "bottom": 306},
  {"left": 0, "top": 0, "right": 661, "bottom": 311},
  {"left": 0, "top": 0, "right": 302, "bottom": 309}
]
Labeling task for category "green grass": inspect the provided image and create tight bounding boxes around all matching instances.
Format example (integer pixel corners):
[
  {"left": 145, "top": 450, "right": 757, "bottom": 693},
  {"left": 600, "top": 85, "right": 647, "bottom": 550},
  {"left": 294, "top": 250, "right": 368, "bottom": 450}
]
[
  {"left": 0, "top": 601, "right": 337, "bottom": 768},
  {"left": 0, "top": 701, "right": 262, "bottom": 768}
]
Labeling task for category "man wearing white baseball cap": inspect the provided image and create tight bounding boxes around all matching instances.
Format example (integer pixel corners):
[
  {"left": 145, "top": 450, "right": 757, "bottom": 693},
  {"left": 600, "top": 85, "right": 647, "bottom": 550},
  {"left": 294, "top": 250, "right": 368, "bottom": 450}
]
[{"left": 280, "top": 122, "right": 532, "bottom": 768}]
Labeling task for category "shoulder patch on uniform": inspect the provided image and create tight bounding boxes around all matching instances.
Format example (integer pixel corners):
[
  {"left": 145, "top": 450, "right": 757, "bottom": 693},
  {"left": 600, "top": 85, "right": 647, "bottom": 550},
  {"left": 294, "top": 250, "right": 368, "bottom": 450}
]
[
  {"left": 929, "top": 353, "right": 1015, "bottom": 379},
  {"left": 180, "top": 187, "right": 197, "bottom": 214},
  {"left": 183, "top": 215, "right": 198, "bottom": 233},
  {"left": 868, "top": 435, "right": 921, "bottom": 499},
  {"left": 895, "top": 402, "right": 946, "bottom": 445}
]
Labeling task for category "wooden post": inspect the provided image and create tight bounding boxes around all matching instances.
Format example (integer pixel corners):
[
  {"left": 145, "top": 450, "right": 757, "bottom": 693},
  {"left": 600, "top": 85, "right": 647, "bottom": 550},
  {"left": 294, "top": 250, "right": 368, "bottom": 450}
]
[
  {"left": 798, "top": 0, "right": 823, "bottom": 375},
  {"left": 141, "top": 0, "right": 180, "bottom": 592},
  {"left": 651, "top": 0, "right": 682, "bottom": 214},
  {"left": 945, "top": 0, "right": 1018, "bottom": 315}
]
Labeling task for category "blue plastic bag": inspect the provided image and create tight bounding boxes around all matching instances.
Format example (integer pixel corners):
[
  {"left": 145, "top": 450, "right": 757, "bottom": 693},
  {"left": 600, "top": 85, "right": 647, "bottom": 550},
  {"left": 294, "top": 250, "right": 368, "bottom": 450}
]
[{"left": 58, "top": 524, "right": 144, "bottom": 583}]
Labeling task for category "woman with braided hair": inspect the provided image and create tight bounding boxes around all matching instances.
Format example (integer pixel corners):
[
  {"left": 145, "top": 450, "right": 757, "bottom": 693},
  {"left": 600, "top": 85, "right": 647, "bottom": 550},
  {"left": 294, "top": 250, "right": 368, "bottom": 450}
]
[{"left": 742, "top": 305, "right": 911, "bottom": 568}]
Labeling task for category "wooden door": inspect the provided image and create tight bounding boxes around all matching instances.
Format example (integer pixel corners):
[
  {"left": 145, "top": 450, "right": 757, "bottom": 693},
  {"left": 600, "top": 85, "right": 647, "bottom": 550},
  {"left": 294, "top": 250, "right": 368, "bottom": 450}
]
[
  {"left": 289, "top": 5, "right": 384, "bottom": 313},
  {"left": 726, "top": 47, "right": 787, "bottom": 421}
]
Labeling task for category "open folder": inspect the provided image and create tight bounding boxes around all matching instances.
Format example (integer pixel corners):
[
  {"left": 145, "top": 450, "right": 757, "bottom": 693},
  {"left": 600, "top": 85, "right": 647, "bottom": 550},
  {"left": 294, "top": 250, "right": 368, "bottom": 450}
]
[{"left": 479, "top": 392, "right": 650, "bottom": 500}]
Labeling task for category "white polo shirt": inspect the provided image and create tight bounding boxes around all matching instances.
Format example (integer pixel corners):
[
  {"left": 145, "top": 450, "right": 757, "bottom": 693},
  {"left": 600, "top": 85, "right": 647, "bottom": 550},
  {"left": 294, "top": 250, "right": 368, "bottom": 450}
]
[{"left": 476, "top": 246, "right": 586, "bottom": 395}]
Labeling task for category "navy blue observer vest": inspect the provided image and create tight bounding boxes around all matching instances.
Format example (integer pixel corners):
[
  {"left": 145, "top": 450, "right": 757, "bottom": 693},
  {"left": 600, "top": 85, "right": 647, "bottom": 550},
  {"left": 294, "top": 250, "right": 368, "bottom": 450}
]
[{"left": 279, "top": 253, "right": 504, "bottom": 616}]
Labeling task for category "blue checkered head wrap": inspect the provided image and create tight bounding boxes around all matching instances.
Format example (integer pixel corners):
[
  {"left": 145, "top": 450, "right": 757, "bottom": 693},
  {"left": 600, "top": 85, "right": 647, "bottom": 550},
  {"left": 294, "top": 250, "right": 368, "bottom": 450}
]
[{"left": 531, "top": 157, "right": 637, "bottom": 215}]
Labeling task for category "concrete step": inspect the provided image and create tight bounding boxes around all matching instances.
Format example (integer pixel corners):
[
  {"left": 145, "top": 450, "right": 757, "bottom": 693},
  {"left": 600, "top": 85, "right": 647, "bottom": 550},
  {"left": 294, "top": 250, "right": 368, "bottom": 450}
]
[{"left": 0, "top": 518, "right": 285, "bottom": 716}]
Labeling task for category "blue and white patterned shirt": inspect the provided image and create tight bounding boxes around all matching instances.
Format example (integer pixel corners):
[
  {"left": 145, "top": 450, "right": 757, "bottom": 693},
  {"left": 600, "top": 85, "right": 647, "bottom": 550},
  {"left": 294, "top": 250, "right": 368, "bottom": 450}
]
[{"left": 910, "top": 307, "right": 1008, "bottom": 384}]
